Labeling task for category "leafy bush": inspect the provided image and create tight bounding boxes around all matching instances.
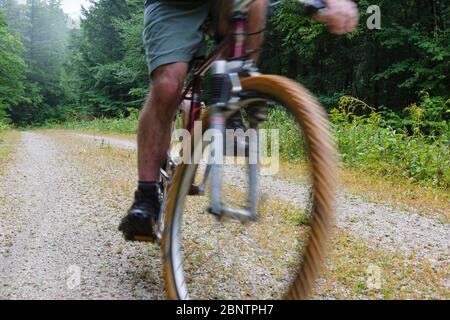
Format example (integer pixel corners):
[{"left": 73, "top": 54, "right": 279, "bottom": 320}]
[
  {"left": 264, "top": 97, "right": 448, "bottom": 189},
  {"left": 262, "top": 108, "right": 307, "bottom": 163},
  {"left": 0, "top": 121, "right": 10, "bottom": 132},
  {"left": 43, "top": 108, "right": 139, "bottom": 134},
  {"left": 330, "top": 97, "right": 449, "bottom": 188},
  {"left": 381, "top": 91, "right": 449, "bottom": 136}
]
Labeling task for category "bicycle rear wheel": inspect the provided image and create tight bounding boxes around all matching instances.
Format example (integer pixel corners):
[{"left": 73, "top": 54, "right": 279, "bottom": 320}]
[{"left": 162, "top": 75, "right": 337, "bottom": 299}]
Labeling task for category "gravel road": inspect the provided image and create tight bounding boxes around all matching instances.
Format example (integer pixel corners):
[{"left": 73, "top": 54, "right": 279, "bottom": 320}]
[
  {"left": 78, "top": 133, "right": 450, "bottom": 259},
  {"left": 0, "top": 132, "right": 448, "bottom": 299},
  {"left": 0, "top": 132, "right": 164, "bottom": 299}
]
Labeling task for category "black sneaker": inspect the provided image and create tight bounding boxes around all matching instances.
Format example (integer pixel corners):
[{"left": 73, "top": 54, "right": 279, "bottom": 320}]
[{"left": 118, "top": 189, "right": 161, "bottom": 242}]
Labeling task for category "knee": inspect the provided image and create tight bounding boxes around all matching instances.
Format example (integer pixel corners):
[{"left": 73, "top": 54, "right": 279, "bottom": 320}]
[{"left": 151, "top": 64, "right": 187, "bottom": 108}]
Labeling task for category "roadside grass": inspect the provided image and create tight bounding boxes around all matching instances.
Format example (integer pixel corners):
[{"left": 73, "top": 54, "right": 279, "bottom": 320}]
[
  {"left": 40, "top": 111, "right": 139, "bottom": 135},
  {"left": 264, "top": 106, "right": 448, "bottom": 189},
  {"left": 338, "top": 166, "right": 450, "bottom": 223},
  {"left": 316, "top": 230, "right": 449, "bottom": 300},
  {"left": 278, "top": 161, "right": 450, "bottom": 223},
  {"left": 248, "top": 196, "right": 449, "bottom": 300},
  {"left": 0, "top": 130, "right": 20, "bottom": 176}
]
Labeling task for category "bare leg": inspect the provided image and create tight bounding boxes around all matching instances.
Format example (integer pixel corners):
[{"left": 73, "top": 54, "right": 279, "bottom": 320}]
[
  {"left": 138, "top": 1, "right": 268, "bottom": 182},
  {"left": 138, "top": 62, "right": 189, "bottom": 182},
  {"left": 217, "top": 0, "right": 269, "bottom": 62}
]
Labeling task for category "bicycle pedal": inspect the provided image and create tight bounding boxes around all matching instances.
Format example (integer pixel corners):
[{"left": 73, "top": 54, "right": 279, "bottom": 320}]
[
  {"left": 133, "top": 235, "right": 157, "bottom": 243},
  {"left": 207, "top": 206, "right": 259, "bottom": 223}
]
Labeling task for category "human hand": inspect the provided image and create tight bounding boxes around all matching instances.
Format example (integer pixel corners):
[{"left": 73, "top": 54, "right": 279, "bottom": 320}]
[{"left": 313, "top": 0, "right": 359, "bottom": 35}]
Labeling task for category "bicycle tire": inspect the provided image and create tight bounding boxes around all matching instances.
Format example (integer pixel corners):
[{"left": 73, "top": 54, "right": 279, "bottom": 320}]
[{"left": 162, "top": 75, "right": 337, "bottom": 300}]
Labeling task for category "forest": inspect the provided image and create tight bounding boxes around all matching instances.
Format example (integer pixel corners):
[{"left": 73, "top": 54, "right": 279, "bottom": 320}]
[{"left": 0, "top": 0, "right": 448, "bottom": 188}]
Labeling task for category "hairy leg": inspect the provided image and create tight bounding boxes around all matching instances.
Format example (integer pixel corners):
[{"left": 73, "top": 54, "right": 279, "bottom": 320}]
[
  {"left": 138, "top": 62, "right": 188, "bottom": 182},
  {"left": 138, "top": 1, "right": 268, "bottom": 182},
  {"left": 216, "top": 0, "right": 268, "bottom": 61}
]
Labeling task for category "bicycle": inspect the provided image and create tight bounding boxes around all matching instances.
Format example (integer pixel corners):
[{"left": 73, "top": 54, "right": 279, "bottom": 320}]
[{"left": 157, "top": 0, "right": 337, "bottom": 300}]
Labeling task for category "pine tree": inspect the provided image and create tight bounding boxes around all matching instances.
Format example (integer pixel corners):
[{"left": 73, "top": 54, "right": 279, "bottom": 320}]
[{"left": 0, "top": 9, "right": 28, "bottom": 124}]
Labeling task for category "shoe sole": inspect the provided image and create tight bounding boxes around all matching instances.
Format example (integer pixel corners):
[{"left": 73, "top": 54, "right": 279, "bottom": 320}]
[{"left": 119, "top": 215, "right": 156, "bottom": 243}]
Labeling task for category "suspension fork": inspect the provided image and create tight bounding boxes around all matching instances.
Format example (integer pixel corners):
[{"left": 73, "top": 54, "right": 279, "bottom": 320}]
[
  {"left": 247, "top": 126, "right": 260, "bottom": 216},
  {"left": 208, "top": 60, "right": 229, "bottom": 214},
  {"left": 207, "top": 60, "right": 260, "bottom": 222}
]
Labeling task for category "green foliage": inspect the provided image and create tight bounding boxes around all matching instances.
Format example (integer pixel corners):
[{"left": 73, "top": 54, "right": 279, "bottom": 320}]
[
  {"left": 263, "top": 94, "right": 448, "bottom": 189},
  {"left": 8, "top": 81, "right": 44, "bottom": 124},
  {"left": 0, "top": 121, "right": 10, "bottom": 131},
  {"left": 1, "top": 0, "right": 70, "bottom": 125},
  {"left": 261, "top": 0, "right": 450, "bottom": 110},
  {"left": 43, "top": 108, "right": 140, "bottom": 134},
  {"left": 262, "top": 108, "right": 306, "bottom": 163},
  {"left": 62, "top": 0, "right": 146, "bottom": 118},
  {"left": 0, "top": 9, "right": 27, "bottom": 124},
  {"left": 391, "top": 92, "right": 448, "bottom": 136},
  {"left": 258, "top": 1, "right": 449, "bottom": 189},
  {"left": 330, "top": 97, "right": 449, "bottom": 188}
]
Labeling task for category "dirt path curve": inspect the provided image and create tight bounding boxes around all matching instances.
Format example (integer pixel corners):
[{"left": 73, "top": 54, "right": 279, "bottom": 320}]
[
  {"left": 0, "top": 132, "right": 164, "bottom": 300},
  {"left": 78, "top": 133, "right": 449, "bottom": 260}
]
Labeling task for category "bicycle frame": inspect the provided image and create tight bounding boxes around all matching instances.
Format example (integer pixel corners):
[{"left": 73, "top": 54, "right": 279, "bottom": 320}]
[
  {"left": 162, "top": 0, "right": 262, "bottom": 223},
  {"left": 180, "top": 0, "right": 255, "bottom": 133}
]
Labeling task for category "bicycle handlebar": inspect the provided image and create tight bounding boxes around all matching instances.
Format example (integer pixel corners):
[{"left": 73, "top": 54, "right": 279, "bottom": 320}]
[
  {"left": 300, "top": 0, "right": 327, "bottom": 16},
  {"left": 269, "top": 0, "right": 328, "bottom": 17}
]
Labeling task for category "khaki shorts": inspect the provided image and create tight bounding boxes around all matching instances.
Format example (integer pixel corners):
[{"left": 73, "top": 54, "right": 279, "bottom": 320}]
[{"left": 143, "top": 0, "right": 221, "bottom": 74}]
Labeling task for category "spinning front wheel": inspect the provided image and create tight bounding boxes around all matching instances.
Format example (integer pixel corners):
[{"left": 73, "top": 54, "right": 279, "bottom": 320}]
[{"left": 161, "top": 75, "right": 337, "bottom": 300}]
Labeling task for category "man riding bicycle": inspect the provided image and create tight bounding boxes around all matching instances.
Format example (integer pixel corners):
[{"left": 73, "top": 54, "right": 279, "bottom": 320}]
[{"left": 119, "top": 0, "right": 358, "bottom": 242}]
